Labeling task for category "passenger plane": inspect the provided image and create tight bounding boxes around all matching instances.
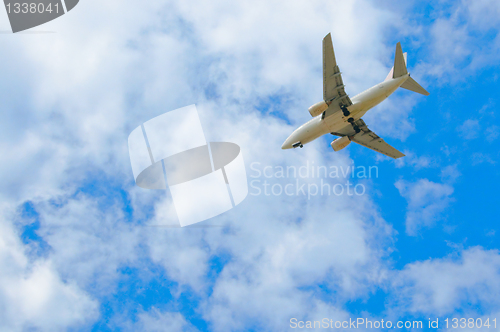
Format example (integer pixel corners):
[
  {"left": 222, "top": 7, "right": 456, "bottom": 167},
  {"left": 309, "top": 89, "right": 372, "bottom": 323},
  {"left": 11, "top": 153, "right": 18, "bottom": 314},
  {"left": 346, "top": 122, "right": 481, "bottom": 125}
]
[{"left": 282, "top": 33, "right": 429, "bottom": 158}]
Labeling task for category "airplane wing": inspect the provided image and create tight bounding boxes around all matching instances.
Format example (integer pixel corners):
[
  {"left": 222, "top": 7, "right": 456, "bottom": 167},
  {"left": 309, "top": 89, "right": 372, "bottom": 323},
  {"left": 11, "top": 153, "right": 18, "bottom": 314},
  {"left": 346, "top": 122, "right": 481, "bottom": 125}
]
[
  {"left": 323, "top": 33, "right": 352, "bottom": 117},
  {"left": 332, "top": 119, "right": 405, "bottom": 159}
]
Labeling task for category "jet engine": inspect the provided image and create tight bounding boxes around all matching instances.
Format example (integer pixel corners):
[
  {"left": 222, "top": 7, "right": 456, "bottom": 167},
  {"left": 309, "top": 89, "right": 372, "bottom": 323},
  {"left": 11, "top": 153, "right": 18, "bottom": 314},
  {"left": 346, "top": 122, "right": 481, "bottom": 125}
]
[
  {"left": 308, "top": 101, "right": 329, "bottom": 117},
  {"left": 331, "top": 136, "right": 351, "bottom": 151}
]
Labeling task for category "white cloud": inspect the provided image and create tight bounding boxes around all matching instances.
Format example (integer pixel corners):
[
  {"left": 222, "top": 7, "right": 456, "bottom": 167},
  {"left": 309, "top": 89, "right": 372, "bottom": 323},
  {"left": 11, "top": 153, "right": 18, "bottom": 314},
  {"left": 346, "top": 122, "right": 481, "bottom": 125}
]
[
  {"left": 0, "top": 0, "right": 492, "bottom": 329},
  {"left": 457, "top": 119, "right": 480, "bottom": 140},
  {"left": 486, "top": 125, "right": 499, "bottom": 142},
  {"left": 123, "top": 308, "right": 199, "bottom": 332},
  {"left": 395, "top": 178, "right": 454, "bottom": 235},
  {"left": 0, "top": 209, "right": 98, "bottom": 331},
  {"left": 144, "top": 108, "right": 395, "bottom": 330},
  {"left": 463, "top": 0, "right": 500, "bottom": 31},
  {"left": 420, "top": 0, "right": 500, "bottom": 82},
  {"left": 395, "top": 150, "right": 437, "bottom": 170},
  {"left": 440, "top": 164, "right": 461, "bottom": 183},
  {"left": 33, "top": 196, "right": 144, "bottom": 294},
  {"left": 471, "top": 152, "right": 496, "bottom": 165},
  {"left": 392, "top": 247, "right": 500, "bottom": 316}
]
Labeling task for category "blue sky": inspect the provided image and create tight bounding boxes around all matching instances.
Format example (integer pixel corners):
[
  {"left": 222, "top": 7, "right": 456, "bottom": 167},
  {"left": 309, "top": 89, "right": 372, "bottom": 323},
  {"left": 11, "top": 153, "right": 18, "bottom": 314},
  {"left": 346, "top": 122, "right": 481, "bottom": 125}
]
[{"left": 1, "top": 0, "right": 500, "bottom": 331}]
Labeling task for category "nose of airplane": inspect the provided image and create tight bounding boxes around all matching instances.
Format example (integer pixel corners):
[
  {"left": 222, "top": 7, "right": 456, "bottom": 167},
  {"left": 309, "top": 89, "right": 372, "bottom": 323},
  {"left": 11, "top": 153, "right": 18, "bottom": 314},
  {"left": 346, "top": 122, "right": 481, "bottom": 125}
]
[{"left": 281, "top": 137, "right": 292, "bottom": 149}]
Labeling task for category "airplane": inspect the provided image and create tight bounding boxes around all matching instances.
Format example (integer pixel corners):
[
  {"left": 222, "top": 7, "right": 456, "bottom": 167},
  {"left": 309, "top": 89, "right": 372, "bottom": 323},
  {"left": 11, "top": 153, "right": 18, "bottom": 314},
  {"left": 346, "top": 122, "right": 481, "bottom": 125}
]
[{"left": 281, "top": 33, "right": 429, "bottom": 159}]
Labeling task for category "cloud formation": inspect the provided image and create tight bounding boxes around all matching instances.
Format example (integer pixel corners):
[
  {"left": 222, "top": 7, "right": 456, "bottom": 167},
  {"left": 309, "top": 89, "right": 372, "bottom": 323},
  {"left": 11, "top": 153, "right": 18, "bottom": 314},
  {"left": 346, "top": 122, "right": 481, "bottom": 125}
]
[
  {"left": 0, "top": 0, "right": 498, "bottom": 330},
  {"left": 392, "top": 247, "right": 500, "bottom": 316},
  {"left": 395, "top": 178, "right": 455, "bottom": 236},
  {"left": 0, "top": 211, "right": 98, "bottom": 330}
]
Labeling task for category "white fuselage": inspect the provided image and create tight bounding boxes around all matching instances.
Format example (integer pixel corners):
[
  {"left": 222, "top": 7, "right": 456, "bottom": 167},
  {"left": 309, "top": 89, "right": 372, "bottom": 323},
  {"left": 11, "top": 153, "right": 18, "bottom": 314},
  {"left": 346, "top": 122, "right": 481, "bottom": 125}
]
[{"left": 282, "top": 74, "right": 409, "bottom": 149}]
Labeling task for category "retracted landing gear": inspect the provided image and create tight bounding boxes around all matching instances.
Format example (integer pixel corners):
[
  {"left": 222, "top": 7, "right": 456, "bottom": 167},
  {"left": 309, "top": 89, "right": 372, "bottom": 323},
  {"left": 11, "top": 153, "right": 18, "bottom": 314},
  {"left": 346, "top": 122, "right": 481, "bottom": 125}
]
[
  {"left": 341, "top": 105, "right": 350, "bottom": 117},
  {"left": 348, "top": 118, "right": 361, "bottom": 134}
]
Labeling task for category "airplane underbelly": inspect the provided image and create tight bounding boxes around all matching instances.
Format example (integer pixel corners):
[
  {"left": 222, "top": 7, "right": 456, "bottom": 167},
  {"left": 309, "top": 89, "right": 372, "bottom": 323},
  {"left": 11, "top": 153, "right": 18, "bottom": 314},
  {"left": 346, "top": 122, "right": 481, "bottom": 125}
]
[
  {"left": 350, "top": 82, "right": 400, "bottom": 117},
  {"left": 293, "top": 117, "right": 328, "bottom": 145},
  {"left": 324, "top": 111, "right": 347, "bottom": 133}
]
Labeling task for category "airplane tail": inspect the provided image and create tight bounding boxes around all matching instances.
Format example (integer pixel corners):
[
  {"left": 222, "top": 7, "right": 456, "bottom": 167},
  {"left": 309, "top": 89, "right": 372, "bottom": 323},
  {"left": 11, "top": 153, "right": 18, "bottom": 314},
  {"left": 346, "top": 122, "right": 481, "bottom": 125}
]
[{"left": 384, "top": 42, "right": 430, "bottom": 96}]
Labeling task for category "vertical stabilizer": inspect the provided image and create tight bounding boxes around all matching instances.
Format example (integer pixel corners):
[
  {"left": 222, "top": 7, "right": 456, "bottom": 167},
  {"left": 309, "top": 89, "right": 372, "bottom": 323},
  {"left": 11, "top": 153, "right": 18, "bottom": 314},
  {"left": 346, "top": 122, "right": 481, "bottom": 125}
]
[
  {"left": 383, "top": 43, "right": 430, "bottom": 95},
  {"left": 393, "top": 42, "right": 408, "bottom": 78},
  {"left": 385, "top": 51, "right": 408, "bottom": 81}
]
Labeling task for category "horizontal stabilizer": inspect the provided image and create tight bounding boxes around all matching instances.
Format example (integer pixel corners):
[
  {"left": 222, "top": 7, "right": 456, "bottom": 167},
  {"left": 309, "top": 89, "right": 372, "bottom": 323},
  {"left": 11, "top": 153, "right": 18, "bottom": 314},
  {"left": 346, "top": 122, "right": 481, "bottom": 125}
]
[{"left": 400, "top": 76, "right": 430, "bottom": 96}]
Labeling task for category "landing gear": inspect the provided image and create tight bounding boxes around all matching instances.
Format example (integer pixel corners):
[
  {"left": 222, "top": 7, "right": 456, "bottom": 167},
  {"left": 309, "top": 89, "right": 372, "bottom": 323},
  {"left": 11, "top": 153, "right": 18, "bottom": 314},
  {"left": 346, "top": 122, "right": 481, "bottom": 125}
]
[
  {"left": 341, "top": 105, "right": 350, "bottom": 117},
  {"left": 292, "top": 142, "right": 303, "bottom": 149},
  {"left": 348, "top": 118, "right": 361, "bottom": 133}
]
